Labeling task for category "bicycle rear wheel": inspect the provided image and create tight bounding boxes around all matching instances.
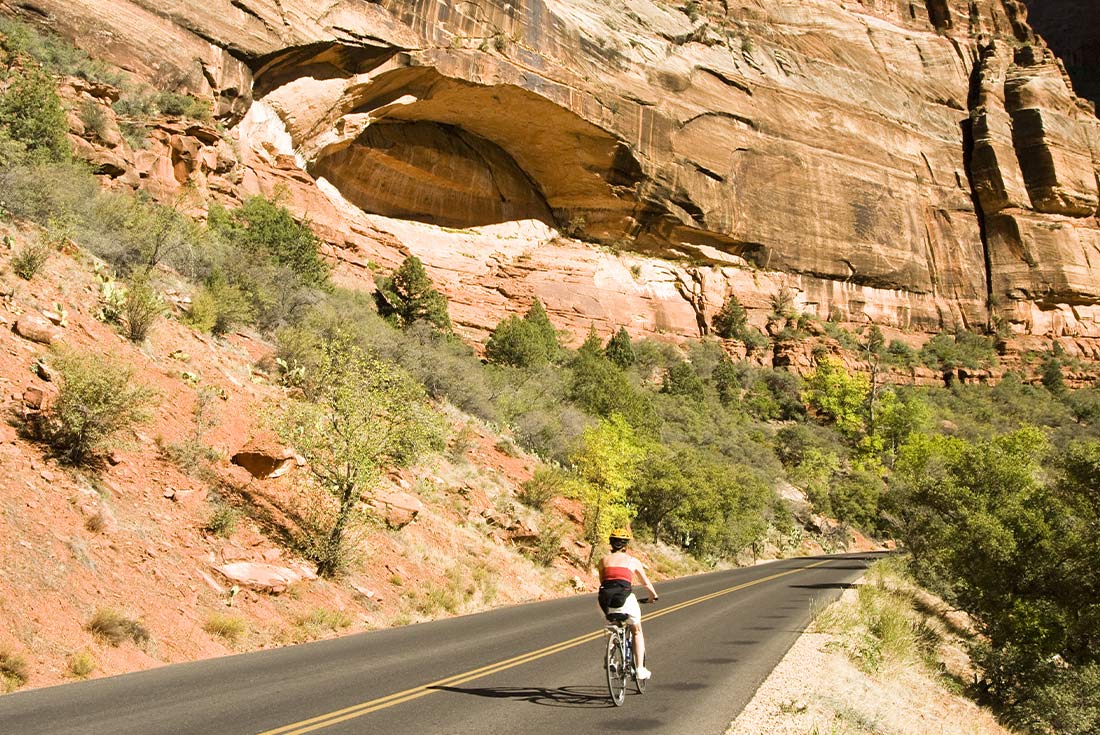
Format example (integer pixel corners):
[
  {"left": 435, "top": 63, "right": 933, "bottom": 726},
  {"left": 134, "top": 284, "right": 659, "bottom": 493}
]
[
  {"left": 605, "top": 633, "right": 627, "bottom": 706},
  {"left": 634, "top": 651, "right": 647, "bottom": 694}
]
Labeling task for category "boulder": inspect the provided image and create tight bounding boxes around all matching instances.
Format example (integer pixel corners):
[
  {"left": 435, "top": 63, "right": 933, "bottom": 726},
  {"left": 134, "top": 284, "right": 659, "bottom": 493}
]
[
  {"left": 14, "top": 315, "right": 59, "bottom": 345},
  {"left": 231, "top": 433, "right": 299, "bottom": 479},
  {"left": 213, "top": 562, "right": 305, "bottom": 594},
  {"left": 368, "top": 489, "right": 424, "bottom": 529}
]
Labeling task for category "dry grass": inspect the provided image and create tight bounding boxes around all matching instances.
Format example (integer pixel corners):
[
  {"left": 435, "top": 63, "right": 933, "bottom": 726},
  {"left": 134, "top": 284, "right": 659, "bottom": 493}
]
[
  {"left": 86, "top": 608, "right": 151, "bottom": 647},
  {"left": 728, "top": 558, "right": 1011, "bottom": 735},
  {"left": 203, "top": 613, "right": 247, "bottom": 645},
  {"left": 280, "top": 608, "right": 354, "bottom": 644},
  {"left": 0, "top": 649, "right": 28, "bottom": 692},
  {"left": 66, "top": 650, "right": 96, "bottom": 679}
]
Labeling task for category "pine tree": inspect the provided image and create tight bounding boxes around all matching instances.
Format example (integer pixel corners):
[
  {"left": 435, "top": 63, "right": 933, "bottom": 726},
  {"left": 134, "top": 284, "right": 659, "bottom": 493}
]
[
  {"left": 376, "top": 255, "right": 452, "bottom": 331},
  {"left": 604, "top": 327, "right": 635, "bottom": 368},
  {"left": 712, "top": 293, "right": 748, "bottom": 340}
]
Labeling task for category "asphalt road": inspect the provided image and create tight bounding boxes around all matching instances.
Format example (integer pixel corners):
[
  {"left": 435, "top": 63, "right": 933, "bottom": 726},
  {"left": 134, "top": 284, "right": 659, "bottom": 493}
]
[{"left": 0, "top": 552, "right": 882, "bottom": 735}]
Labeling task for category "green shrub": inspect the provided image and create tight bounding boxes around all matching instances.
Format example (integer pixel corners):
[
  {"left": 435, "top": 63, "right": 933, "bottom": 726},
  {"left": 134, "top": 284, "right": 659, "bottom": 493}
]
[
  {"left": 11, "top": 237, "right": 50, "bottom": 279},
  {"left": 0, "top": 648, "right": 28, "bottom": 692},
  {"left": 33, "top": 349, "right": 157, "bottom": 465},
  {"left": 154, "top": 91, "right": 211, "bottom": 120},
  {"left": 210, "top": 198, "right": 328, "bottom": 289},
  {"left": 0, "top": 66, "right": 70, "bottom": 165},
  {"left": 86, "top": 608, "right": 151, "bottom": 647},
  {"left": 518, "top": 466, "right": 567, "bottom": 509},
  {"left": 77, "top": 98, "right": 109, "bottom": 141},
  {"left": 204, "top": 504, "right": 240, "bottom": 538},
  {"left": 604, "top": 326, "right": 635, "bottom": 368},
  {"left": 0, "top": 16, "right": 124, "bottom": 85},
  {"left": 66, "top": 650, "right": 96, "bottom": 679},
  {"left": 526, "top": 526, "right": 563, "bottom": 566},
  {"left": 186, "top": 277, "right": 255, "bottom": 335},
  {"left": 203, "top": 614, "right": 247, "bottom": 644},
  {"left": 661, "top": 360, "right": 706, "bottom": 401},
  {"left": 121, "top": 270, "right": 163, "bottom": 342}
]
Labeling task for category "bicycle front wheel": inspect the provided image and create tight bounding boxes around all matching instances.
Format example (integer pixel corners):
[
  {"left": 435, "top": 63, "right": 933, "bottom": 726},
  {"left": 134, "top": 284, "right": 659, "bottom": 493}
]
[{"left": 605, "top": 633, "right": 627, "bottom": 706}]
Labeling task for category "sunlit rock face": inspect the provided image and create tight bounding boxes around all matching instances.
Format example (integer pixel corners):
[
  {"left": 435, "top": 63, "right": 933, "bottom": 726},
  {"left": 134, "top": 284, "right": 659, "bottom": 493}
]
[
  {"left": 5, "top": 0, "right": 1100, "bottom": 341},
  {"left": 1021, "top": 0, "right": 1100, "bottom": 113}
]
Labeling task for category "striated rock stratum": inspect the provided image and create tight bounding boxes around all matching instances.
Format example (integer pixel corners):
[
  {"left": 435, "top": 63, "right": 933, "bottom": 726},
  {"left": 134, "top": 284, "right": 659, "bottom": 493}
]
[{"left": 4, "top": 0, "right": 1100, "bottom": 350}]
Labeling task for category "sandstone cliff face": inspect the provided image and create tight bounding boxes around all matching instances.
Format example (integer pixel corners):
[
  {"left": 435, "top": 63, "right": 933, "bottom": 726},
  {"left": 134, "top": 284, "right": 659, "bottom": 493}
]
[{"left": 5, "top": 0, "right": 1099, "bottom": 350}]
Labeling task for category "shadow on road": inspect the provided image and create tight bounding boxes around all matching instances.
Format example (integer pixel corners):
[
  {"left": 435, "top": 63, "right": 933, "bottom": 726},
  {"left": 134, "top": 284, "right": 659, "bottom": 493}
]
[
  {"left": 790, "top": 582, "right": 857, "bottom": 590},
  {"left": 430, "top": 684, "right": 615, "bottom": 709}
]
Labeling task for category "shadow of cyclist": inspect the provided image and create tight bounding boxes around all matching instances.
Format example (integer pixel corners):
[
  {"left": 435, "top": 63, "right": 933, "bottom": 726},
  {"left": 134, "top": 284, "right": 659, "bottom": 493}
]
[{"left": 429, "top": 684, "right": 618, "bottom": 709}]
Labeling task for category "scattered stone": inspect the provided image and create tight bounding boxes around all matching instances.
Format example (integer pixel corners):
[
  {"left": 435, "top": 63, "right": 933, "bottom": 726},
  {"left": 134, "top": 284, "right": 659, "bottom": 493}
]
[
  {"left": 198, "top": 570, "right": 226, "bottom": 594},
  {"left": 169, "top": 350, "right": 191, "bottom": 362},
  {"left": 0, "top": 423, "right": 17, "bottom": 443},
  {"left": 14, "top": 315, "right": 59, "bottom": 345},
  {"left": 33, "top": 360, "right": 57, "bottom": 382},
  {"left": 213, "top": 562, "right": 305, "bottom": 594},
  {"left": 261, "top": 548, "right": 283, "bottom": 562},
  {"left": 231, "top": 434, "right": 299, "bottom": 479},
  {"left": 23, "top": 386, "right": 46, "bottom": 410},
  {"left": 369, "top": 489, "right": 424, "bottom": 529},
  {"left": 42, "top": 308, "right": 67, "bottom": 327},
  {"left": 107, "top": 450, "right": 123, "bottom": 466}
]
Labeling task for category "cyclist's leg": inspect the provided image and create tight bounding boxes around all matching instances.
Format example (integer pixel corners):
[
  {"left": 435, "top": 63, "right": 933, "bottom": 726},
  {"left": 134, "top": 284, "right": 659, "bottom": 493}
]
[{"left": 630, "top": 621, "right": 646, "bottom": 671}]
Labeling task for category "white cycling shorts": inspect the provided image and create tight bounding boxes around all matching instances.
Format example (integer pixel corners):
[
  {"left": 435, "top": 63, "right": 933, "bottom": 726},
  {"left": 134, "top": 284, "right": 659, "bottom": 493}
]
[{"left": 606, "top": 592, "right": 641, "bottom": 625}]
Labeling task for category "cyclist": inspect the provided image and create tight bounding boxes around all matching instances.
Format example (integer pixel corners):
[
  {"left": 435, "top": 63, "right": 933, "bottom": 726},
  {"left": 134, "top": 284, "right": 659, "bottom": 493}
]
[{"left": 597, "top": 528, "right": 658, "bottom": 680}]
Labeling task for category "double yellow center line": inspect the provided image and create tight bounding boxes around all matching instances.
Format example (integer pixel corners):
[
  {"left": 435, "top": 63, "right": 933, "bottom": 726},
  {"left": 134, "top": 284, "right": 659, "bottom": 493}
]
[{"left": 258, "top": 559, "right": 831, "bottom": 735}]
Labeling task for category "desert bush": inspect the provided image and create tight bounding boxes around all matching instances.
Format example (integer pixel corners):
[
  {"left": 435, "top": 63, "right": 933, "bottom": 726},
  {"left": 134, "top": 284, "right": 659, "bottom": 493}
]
[
  {"left": 33, "top": 348, "right": 157, "bottom": 465},
  {"left": 209, "top": 198, "right": 328, "bottom": 289},
  {"left": 0, "top": 16, "right": 123, "bottom": 85},
  {"left": 0, "top": 161, "right": 97, "bottom": 231},
  {"left": 484, "top": 300, "right": 560, "bottom": 368},
  {"left": 0, "top": 648, "right": 28, "bottom": 691},
  {"left": 295, "top": 608, "right": 353, "bottom": 636},
  {"left": 0, "top": 65, "right": 70, "bottom": 165},
  {"left": 11, "top": 237, "right": 50, "bottom": 279},
  {"left": 186, "top": 276, "right": 255, "bottom": 335},
  {"left": 527, "top": 526, "right": 564, "bottom": 567},
  {"left": 66, "top": 650, "right": 96, "bottom": 679},
  {"left": 86, "top": 608, "right": 150, "bottom": 647},
  {"left": 204, "top": 504, "right": 240, "bottom": 538},
  {"left": 203, "top": 614, "right": 246, "bottom": 644},
  {"left": 77, "top": 98, "right": 109, "bottom": 140},
  {"left": 121, "top": 270, "right": 163, "bottom": 341},
  {"left": 518, "top": 466, "right": 567, "bottom": 509},
  {"left": 154, "top": 91, "right": 211, "bottom": 121}
]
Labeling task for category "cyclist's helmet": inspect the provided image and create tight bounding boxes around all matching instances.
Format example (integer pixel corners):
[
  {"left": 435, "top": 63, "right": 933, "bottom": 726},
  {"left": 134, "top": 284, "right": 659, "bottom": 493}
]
[{"left": 609, "top": 528, "right": 631, "bottom": 551}]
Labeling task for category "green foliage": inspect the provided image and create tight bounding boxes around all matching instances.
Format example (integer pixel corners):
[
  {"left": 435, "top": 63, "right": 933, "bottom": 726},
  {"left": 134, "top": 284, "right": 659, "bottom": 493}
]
[
  {"left": 518, "top": 466, "right": 567, "bottom": 509},
  {"left": 568, "top": 414, "right": 645, "bottom": 563},
  {"left": 1041, "top": 350, "right": 1068, "bottom": 397},
  {"left": 891, "top": 427, "right": 1100, "bottom": 732},
  {"left": 661, "top": 359, "right": 706, "bottom": 401},
  {"left": 712, "top": 355, "right": 740, "bottom": 405},
  {"left": 485, "top": 300, "right": 559, "bottom": 367},
  {"left": 210, "top": 197, "right": 329, "bottom": 289},
  {"left": 0, "top": 66, "right": 70, "bottom": 165},
  {"left": 919, "top": 331, "right": 997, "bottom": 383},
  {"left": 712, "top": 293, "right": 749, "bottom": 339},
  {"left": 0, "top": 16, "right": 124, "bottom": 85},
  {"left": 186, "top": 274, "right": 255, "bottom": 336},
  {"left": 374, "top": 254, "right": 450, "bottom": 331},
  {"left": 153, "top": 91, "right": 212, "bottom": 121},
  {"left": 604, "top": 326, "right": 635, "bottom": 368},
  {"left": 32, "top": 348, "right": 157, "bottom": 465},
  {"left": 121, "top": 270, "right": 163, "bottom": 342},
  {"left": 10, "top": 237, "right": 50, "bottom": 279},
  {"left": 568, "top": 348, "right": 659, "bottom": 435},
  {"left": 204, "top": 504, "right": 240, "bottom": 538},
  {"left": 802, "top": 356, "right": 870, "bottom": 437},
  {"left": 278, "top": 337, "right": 444, "bottom": 576},
  {"left": 829, "top": 466, "right": 886, "bottom": 532}
]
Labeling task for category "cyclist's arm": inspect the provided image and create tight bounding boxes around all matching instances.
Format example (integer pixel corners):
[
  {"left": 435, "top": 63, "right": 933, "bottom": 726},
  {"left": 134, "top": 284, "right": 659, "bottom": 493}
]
[{"left": 634, "top": 562, "right": 658, "bottom": 601}]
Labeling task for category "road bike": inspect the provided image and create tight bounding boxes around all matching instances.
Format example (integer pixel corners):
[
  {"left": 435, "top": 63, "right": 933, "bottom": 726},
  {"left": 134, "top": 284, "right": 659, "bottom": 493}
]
[{"left": 603, "top": 599, "right": 651, "bottom": 706}]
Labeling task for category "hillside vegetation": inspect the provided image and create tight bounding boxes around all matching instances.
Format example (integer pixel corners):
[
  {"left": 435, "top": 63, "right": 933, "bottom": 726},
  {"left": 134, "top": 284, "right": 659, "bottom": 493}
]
[{"left": 1, "top": 17, "right": 1098, "bottom": 734}]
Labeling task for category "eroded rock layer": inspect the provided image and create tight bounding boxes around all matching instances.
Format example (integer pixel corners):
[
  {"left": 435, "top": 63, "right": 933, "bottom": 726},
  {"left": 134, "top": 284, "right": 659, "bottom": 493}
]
[{"left": 4, "top": 0, "right": 1100, "bottom": 343}]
